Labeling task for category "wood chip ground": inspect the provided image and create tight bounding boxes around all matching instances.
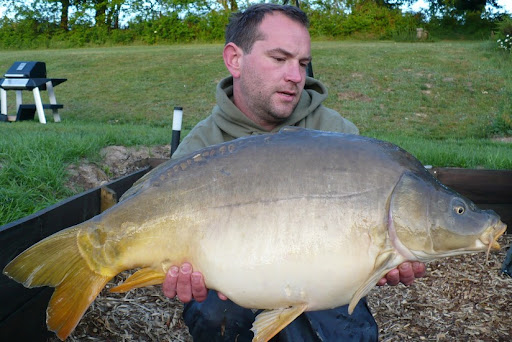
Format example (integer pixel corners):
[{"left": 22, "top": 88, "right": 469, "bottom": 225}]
[{"left": 48, "top": 234, "right": 511, "bottom": 341}]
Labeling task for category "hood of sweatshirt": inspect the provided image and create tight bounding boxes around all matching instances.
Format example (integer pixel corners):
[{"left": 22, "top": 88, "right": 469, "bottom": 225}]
[{"left": 212, "top": 76, "right": 329, "bottom": 138}]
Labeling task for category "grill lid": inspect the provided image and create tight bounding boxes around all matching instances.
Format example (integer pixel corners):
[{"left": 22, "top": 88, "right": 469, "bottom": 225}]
[{"left": 4, "top": 61, "right": 47, "bottom": 78}]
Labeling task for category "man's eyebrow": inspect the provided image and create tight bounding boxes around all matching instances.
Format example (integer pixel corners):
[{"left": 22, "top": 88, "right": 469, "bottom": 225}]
[{"left": 267, "top": 48, "right": 312, "bottom": 62}]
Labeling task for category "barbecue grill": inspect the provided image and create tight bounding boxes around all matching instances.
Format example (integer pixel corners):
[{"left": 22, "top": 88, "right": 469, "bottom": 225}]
[{"left": 0, "top": 61, "right": 66, "bottom": 124}]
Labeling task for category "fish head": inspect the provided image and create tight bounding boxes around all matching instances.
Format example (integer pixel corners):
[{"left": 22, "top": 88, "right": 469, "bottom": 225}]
[{"left": 389, "top": 171, "right": 507, "bottom": 261}]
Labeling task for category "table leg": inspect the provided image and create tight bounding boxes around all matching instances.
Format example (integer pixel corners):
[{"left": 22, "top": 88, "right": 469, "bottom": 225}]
[
  {"left": 33, "top": 88, "right": 46, "bottom": 124},
  {"left": 46, "top": 81, "right": 61, "bottom": 122},
  {"left": 16, "top": 90, "right": 23, "bottom": 113},
  {"left": 1, "top": 89, "right": 6, "bottom": 115}
]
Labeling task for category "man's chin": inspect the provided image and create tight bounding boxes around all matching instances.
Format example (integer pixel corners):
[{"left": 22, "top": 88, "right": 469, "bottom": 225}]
[
  {"left": 269, "top": 104, "right": 298, "bottom": 120},
  {"left": 269, "top": 111, "right": 294, "bottom": 122}
]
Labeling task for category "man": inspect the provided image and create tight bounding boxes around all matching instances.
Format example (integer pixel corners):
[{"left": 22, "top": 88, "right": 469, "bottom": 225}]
[{"left": 162, "top": 4, "right": 426, "bottom": 341}]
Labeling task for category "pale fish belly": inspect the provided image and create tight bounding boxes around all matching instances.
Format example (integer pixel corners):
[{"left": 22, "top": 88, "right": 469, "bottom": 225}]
[{"left": 190, "top": 197, "right": 387, "bottom": 310}]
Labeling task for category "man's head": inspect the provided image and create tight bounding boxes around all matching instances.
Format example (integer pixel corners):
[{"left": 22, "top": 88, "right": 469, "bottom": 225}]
[
  {"left": 223, "top": 4, "right": 312, "bottom": 131},
  {"left": 225, "top": 4, "right": 309, "bottom": 54}
]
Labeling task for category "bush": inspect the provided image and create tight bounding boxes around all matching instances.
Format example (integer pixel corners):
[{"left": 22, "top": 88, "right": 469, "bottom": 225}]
[
  {"left": 491, "top": 113, "right": 512, "bottom": 136},
  {"left": 341, "top": 1, "right": 419, "bottom": 40},
  {"left": 307, "top": 10, "right": 347, "bottom": 38},
  {"left": 127, "top": 10, "right": 228, "bottom": 44},
  {"left": 496, "top": 15, "right": 512, "bottom": 37},
  {"left": 0, "top": 17, "right": 55, "bottom": 49},
  {"left": 204, "top": 10, "right": 230, "bottom": 42},
  {"left": 495, "top": 15, "right": 512, "bottom": 53},
  {"left": 427, "top": 11, "right": 499, "bottom": 40},
  {"left": 0, "top": 5, "right": 509, "bottom": 49},
  {"left": 497, "top": 34, "right": 511, "bottom": 52}
]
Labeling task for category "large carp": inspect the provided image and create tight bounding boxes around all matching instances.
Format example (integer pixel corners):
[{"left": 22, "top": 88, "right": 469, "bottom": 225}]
[{"left": 3, "top": 127, "right": 506, "bottom": 341}]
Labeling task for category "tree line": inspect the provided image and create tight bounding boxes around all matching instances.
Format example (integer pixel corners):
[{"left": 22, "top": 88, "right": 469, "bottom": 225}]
[{"left": 0, "top": 0, "right": 510, "bottom": 49}]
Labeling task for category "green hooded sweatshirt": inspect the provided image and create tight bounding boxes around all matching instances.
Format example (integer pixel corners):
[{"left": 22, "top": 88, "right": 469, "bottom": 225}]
[{"left": 171, "top": 76, "right": 358, "bottom": 160}]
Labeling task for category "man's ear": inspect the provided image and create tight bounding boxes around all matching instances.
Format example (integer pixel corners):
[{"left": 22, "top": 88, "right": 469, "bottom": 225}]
[{"left": 223, "top": 42, "right": 243, "bottom": 78}]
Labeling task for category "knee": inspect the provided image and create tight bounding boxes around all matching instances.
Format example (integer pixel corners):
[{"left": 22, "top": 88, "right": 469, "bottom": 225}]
[{"left": 183, "top": 291, "right": 255, "bottom": 342}]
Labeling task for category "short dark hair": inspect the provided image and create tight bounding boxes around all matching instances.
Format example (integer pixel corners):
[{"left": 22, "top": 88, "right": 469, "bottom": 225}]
[{"left": 225, "top": 3, "right": 309, "bottom": 53}]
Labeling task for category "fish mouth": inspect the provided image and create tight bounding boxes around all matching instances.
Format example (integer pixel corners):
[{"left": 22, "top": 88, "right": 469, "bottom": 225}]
[{"left": 481, "top": 221, "right": 507, "bottom": 259}]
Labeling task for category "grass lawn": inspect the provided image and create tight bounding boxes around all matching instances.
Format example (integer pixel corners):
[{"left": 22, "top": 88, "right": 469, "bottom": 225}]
[{"left": 0, "top": 40, "right": 511, "bottom": 225}]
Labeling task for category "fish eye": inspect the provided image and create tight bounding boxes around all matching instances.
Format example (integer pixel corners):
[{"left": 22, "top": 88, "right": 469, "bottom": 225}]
[{"left": 454, "top": 206, "right": 465, "bottom": 215}]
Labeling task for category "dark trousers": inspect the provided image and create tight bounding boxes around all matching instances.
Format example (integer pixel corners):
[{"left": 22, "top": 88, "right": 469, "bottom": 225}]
[{"left": 183, "top": 290, "right": 378, "bottom": 342}]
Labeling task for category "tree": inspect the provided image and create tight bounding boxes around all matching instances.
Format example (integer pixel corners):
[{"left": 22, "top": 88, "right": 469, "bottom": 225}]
[
  {"left": 86, "top": 0, "right": 126, "bottom": 28},
  {"left": 217, "top": 0, "right": 237, "bottom": 11},
  {"left": 57, "top": 0, "right": 70, "bottom": 29},
  {"left": 452, "top": 0, "right": 499, "bottom": 12},
  {"left": 52, "top": 0, "right": 88, "bottom": 30},
  {"left": 407, "top": 0, "right": 502, "bottom": 14}
]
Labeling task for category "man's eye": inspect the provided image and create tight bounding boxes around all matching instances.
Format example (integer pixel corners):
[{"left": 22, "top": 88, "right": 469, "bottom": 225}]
[{"left": 273, "top": 57, "right": 285, "bottom": 62}]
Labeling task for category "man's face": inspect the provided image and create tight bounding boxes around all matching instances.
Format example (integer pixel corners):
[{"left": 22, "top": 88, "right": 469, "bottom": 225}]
[{"left": 234, "top": 12, "right": 312, "bottom": 130}]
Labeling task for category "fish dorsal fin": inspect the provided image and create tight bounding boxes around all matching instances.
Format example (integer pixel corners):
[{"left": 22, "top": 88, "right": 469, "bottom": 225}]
[
  {"left": 348, "top": 251, "right": 397, "bottom": 314},
  {"left": 109, "top": 267, "right": 166, "bottom": 293},
  {"left": 251, "top": 304, "right": 308, "bottom": 342}
]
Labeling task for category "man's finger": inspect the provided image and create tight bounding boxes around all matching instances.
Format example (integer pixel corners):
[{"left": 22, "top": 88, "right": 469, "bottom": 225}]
[
  {"left": 385, "top": 268, "right": 400, "bottom": 286},
  {"left": 376, "top": 277, "right": 388, "bottom": 286},
  {"left": 191, "top": 272, "right": 208, "bottom": 302},
  {"left": 412, "top": 261, "right": 426, "bottom": 278},
  {"left": 398, "top": 262, "right": 415, "bottom": 286},
  {"left": 176, "top": 263, "right": 193, "bottom": 302},
  {"left": 162, "top": 266, "right": 179, "bottom": 298}
]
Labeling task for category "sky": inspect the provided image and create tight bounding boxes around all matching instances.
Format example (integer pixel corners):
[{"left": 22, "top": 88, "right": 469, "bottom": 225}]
[{"left": 1, "top": 1, "right": 511, "bottom": 19}]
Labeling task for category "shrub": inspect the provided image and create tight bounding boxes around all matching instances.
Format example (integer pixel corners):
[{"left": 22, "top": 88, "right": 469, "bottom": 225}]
[
  {"left": 0, "top": 17, "right": 54, "bottom": 49},
  {"left": 496, "top": 15, "right": 512, "bottom": 37},
  {"left": 0, "top": 5, "right": 508, "bottom": 48},
  {"left": 341, "top": 1, "right": 419, "bottom": 40},
  {"left": 495, "top": 15, "right": 512, "bottom": 52},
  {"left": 491, "top": 113, "right": 512, "bottom": 136},
  {"left": 497, "top": 34, "right": 511, "bottom": 52}
]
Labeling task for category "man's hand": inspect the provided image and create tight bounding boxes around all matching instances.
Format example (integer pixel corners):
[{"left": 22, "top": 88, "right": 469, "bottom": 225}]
[
  {"left": 162, "top": 262, "right": 227, "bottom": 303},
  {"left": 162, "top": 261, "right": 424, "bottom": 303},
  {"left": 377, "top": 261, "right": 426, "bottom": 286}
]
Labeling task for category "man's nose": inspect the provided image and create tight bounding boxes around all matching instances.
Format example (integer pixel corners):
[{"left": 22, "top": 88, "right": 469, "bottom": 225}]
[{"left": 284, "top": 61, "right": 303, "bottom": 83}]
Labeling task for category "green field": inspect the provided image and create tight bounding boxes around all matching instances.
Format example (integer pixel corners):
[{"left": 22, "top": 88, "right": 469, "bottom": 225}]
[{"left": 0, "top": 41, "right": 511, "bottom": 225}]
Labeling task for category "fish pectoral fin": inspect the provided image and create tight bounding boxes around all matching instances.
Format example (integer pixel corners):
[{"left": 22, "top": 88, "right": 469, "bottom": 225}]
[
  {"left": 109, "top": 267, "right": 166, "bottom": 293},
  {"left": 251, "top": 304, "right": 307, "bottom": 342},
  {"left": 348, "top": 251, "right": 397, "bottom": 314}
]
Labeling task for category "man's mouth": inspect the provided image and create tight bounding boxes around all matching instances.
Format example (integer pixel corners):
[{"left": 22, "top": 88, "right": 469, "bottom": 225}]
[{"left": 277, "top": 90, "right": 296, "bottom": 100}]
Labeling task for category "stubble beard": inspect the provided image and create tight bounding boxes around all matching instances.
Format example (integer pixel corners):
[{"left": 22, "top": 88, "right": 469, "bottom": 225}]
[
  {"left": 255, "top": 88, "right": 300, "bottom": 125},
  {"left": 238, "top": 71, "right": 300, "bottom": 128}
]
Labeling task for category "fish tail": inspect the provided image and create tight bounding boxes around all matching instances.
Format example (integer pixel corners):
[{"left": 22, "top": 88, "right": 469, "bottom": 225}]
[{"left": 3, "top": 227, "right": 113, "bottom": 340}]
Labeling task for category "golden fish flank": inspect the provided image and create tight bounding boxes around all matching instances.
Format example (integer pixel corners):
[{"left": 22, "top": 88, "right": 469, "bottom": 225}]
[{"left": 3, "top": 127, "right": 506, "bottom": 342}]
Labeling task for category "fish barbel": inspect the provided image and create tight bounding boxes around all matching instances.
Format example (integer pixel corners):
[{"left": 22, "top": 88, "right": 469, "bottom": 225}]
[{"left": 3, "top": 127, "right": 506, "bottom": 341}]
